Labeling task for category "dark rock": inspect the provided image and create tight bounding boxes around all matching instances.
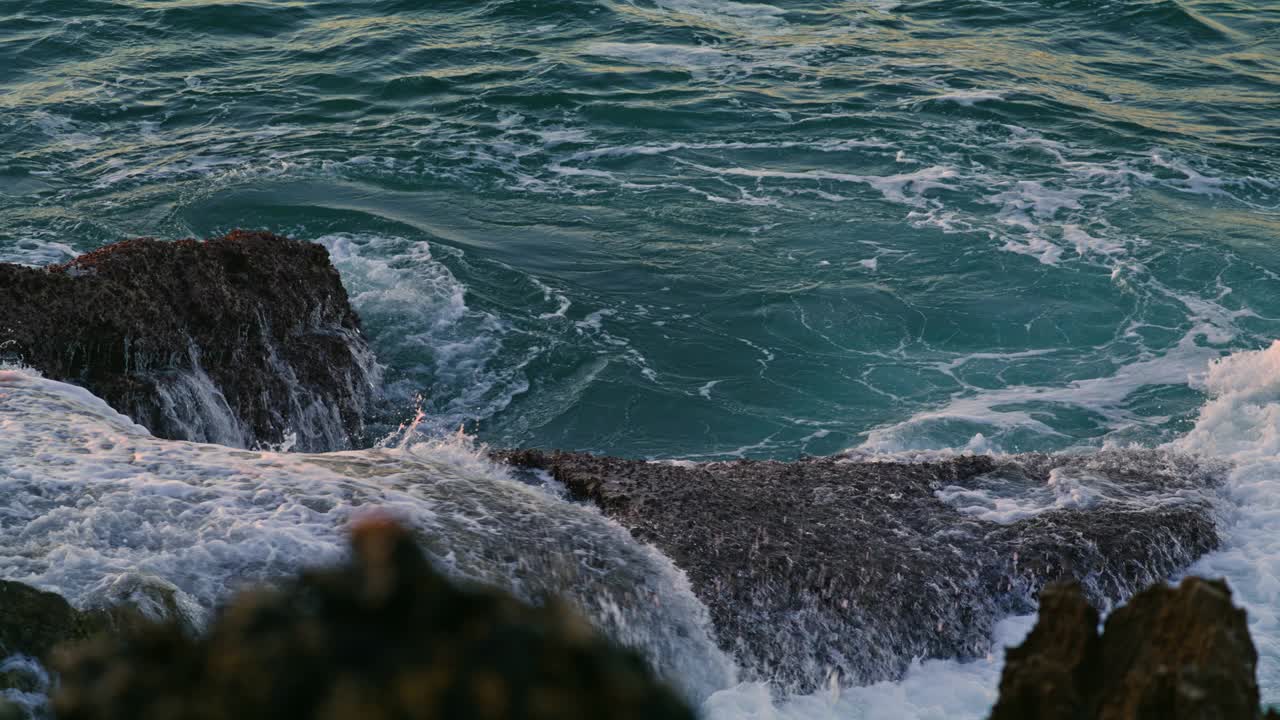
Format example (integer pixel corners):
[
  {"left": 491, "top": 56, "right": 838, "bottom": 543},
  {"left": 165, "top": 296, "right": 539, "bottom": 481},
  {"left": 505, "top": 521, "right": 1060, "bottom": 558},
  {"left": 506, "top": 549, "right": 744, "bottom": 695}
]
[
  {"left": 499, "top": 449, "right": 1222, "bottom": 693},
  {"left": 51, "top": 516, "right": 697, "bottom": 720},
  {"left": 0, "top": 231, "right": 379, "bottom": 451},
  {"left": 0, "top": 578, "right": 202, "bottom": 719},
  {"left": 989, "top": 582, "right": 1102, "bottom": 719},
  {"left": 0, "top": 579, "right": 171, "bottom": 669},
  {"left": 0, "top": 579, "right": 130, "bottom": 715},
  {"left": 0, "top": 581, "right": 113, "bottom": 661},
  {"left": 991, "top": 577, "right": 1274, "bottom": 720}
]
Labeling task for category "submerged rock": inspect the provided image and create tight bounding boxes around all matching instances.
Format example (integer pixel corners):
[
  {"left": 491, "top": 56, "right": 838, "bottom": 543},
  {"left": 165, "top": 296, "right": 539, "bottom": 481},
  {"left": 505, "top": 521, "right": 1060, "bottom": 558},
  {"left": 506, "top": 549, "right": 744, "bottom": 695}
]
[
  {"left": 0, "top": 581, "right": 112, "bottom": 662},
  {"left": 0, "top": 231, "right": 379, "bottom": 451},
  {"left": 0, "top": 580, "right": 119, "bottom": 714},
  {"left": 51, "top": 517, "right": 696, "bottom": 720},
  {"left": 991, "top": 577, "right": 1279, "bottom": 720},
  {"left": 0, "top": 578, "right": 186, "bottom": 667},
  {"left": 500, "top": 449, "right": 1222, "bottom": 693}
]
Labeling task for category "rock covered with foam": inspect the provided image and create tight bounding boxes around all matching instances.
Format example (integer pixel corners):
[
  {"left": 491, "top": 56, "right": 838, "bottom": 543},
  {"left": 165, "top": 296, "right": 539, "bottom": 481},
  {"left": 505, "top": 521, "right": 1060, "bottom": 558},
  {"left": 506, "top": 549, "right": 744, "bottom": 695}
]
[
  {"left": 991, "top": 577, "right": 1279, "bottom": 720},
  {"left": 0, "top": 581, "right": 112, "bottom": 663},
  {"left": 50, "top": 518, "right": 696, "bottom": 720},
  {"left": 501, "top": 449, "right": 1223, "bottom": 694},
  {"left": 0, "top": 367, "right": 734, "bottom": 705},
  {"left": 0, "top": 576, "right": 204, "bottom": 682},
  {"left": 0, "top": 579, "right": 156, "bottom": 715},
  {"left": 0, "top": 231, "right": 379, "bottom": 451}
]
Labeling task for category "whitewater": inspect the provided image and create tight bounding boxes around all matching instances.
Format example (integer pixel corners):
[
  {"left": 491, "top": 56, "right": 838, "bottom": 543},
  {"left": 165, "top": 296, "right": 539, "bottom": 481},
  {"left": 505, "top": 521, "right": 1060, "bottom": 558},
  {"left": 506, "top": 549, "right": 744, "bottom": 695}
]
[{"left": 3, "top": 339, "right": 1280, "bottom": 717}]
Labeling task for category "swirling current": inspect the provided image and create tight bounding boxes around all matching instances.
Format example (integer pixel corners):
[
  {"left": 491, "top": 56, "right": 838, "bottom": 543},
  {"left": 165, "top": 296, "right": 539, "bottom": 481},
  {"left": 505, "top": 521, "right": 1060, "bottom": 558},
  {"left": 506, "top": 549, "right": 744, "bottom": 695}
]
[
  {"left": 3, "top": 0, "right": 1277, "bottom": 457},
  {"left": 2, "top": 1, "right": 1279, "bottom": 718}
]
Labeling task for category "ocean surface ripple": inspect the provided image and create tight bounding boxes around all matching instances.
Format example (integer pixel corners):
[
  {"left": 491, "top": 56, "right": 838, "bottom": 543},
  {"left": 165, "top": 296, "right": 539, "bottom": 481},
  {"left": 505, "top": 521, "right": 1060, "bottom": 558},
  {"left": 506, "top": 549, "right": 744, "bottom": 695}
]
[{"left": 3, "top": 0, "right": 1278, "bottom": 458}]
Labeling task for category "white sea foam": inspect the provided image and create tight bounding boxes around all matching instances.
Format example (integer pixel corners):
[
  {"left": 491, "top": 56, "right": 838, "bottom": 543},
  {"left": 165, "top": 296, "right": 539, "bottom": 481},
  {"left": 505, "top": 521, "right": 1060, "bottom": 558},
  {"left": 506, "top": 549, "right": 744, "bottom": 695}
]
[
  {"left": 702, "top": 343, "right": 1280, "bottom": 718},
  {"left": 702, "top": 615, "right": 1035, "bottom": 720},
  {"left": 30, "top": 112, "right": 102, "bottom": 150},
  {"left": 859, "top": 329, "right": 1222, "bottom": 453},
  {"left": 0, "top": 366, "right": 735, "bottom": 703},
  {"left": 0, "top": 232, "right": 79, "bottom": 266},
  {"left": 317, "top": 233, "right": 528, "bottom": 435},
  {"left": 936, "top": 463, "right": 1207, "bottom": 525},
  {"left": 585, "top": 42, "right": 740, "bottom": 71},
  {"left": 4, "top": 347, "right": 1279, "bottom": 718},
  {"left": 548, "top": 124, "right": 1246, "bottom": 281},
  {"left": 532, "top": 276, "right": 573, "bottom": 319},
  {"left": 923, "top": 90, "right": 1006, "bottom": 106},
  {"left": 563, "top": 138, "right": 888, "bottom": 163},
  {"left": 1000, "top": 234, "right": 1063, "bottom": 265},
  {"left": 737, "top": 337, "right": 777, "bottom": 371},
  {"left": 576, "top": 308, "right": 617, "bottom": 331},
  {"left": 691, "top": 163, "right": 962, "bottom": 207},
  {"left": 1150, "top": 153, "right": 1229, "bottom": 197},
  {"left": 1173, "top": 341, "right": 1280, "bottom": 705},
  {"left": 543, "top": 122, "right": 1180, "bottom": 278},
  {"left": 651, "top": 0, "right": 787, "bottom": 25},
  {"left": 1063, "top": 224, "right": 1125, "bottom": 256},
  {"left": 985, "top": 181, "right": 1094, "bottom": 232}
]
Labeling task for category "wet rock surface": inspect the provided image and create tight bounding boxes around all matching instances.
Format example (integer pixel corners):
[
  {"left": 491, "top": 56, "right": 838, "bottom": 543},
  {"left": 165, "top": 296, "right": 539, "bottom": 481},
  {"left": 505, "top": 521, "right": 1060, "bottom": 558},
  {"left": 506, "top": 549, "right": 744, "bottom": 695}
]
[
  {"left": 991, "top": 577, "right": 1279, "bottom": 720},
  {"left": 0, "top": 580, "right": 116, "bottom": 714},
  {"left": 0, "top": 581, "right": 113, "bottom": 663},
  {"left": 51, "top": 517, "right": 696, "bottom": 720},
  {"left": 0, "top": 231, "right": 379, "bottom": 451},
  {"left": 500, "top": 449, "right": 1223, "bottom": 693},
  {"left": 0, "top": 579, "right": 183, "bottom": 672}
]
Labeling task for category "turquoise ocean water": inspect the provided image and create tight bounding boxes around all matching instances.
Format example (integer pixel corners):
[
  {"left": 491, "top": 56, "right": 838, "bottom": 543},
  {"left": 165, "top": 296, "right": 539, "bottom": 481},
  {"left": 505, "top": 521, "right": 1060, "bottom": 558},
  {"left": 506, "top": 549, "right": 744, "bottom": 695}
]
[{"left": 2, "top": 0, "right": 1278, "bottom": 458}]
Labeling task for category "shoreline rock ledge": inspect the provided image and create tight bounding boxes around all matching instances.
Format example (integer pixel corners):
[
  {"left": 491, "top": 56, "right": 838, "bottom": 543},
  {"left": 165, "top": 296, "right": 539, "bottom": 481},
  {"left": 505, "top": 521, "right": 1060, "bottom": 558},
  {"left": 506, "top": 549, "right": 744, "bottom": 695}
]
[
  {"left": 500, "top": 449, "right": 1222, "bottom": 694},
  {"left": 0, "top": 231, "right": 380, "bottom": 451}
]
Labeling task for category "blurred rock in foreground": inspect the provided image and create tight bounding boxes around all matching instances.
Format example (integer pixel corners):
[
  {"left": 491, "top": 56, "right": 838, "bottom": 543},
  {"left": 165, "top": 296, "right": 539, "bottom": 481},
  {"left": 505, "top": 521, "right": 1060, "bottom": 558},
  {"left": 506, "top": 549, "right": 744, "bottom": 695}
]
[
  {"left": 990, "top": 577, "right": 1279, "bottom": 720},
  {"left": 51, "top": 517, "right": 695, "bottom": 720}
]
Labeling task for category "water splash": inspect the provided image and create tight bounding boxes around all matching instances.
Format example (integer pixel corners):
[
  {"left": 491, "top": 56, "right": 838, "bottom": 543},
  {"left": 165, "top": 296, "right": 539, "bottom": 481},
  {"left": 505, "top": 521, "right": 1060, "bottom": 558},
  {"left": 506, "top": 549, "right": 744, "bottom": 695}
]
[{"left": 0, "top": 367, "right": 733, "bottom": 704}]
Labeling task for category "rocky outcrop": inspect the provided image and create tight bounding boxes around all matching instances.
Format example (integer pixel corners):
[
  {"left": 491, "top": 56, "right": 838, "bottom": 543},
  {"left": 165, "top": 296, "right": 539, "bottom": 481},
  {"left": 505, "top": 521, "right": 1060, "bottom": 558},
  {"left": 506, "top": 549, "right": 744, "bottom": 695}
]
[
  {"left": 0, "top": 578, "right": 211, "bottom": 719},
  {"left": 990, "top": 577, "right": 1279, "bottom": 720},
  {"left": 0, "top": 580, "right": 119, "bottom": 712},
  {"left": 500, "top": 449, "right": 1223, "bottom": 693},
  {"left": 0, "top": 231, "right": 379, "bottom": 451},
  {"left": 0, "top": 578, "right": 185, "bottom": 661},
  {"left": 0, "top": 581, "right": 114, "bottom": 662},
  {"left": 51, "top": 517, "right": 696, "bottom": 720}
]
